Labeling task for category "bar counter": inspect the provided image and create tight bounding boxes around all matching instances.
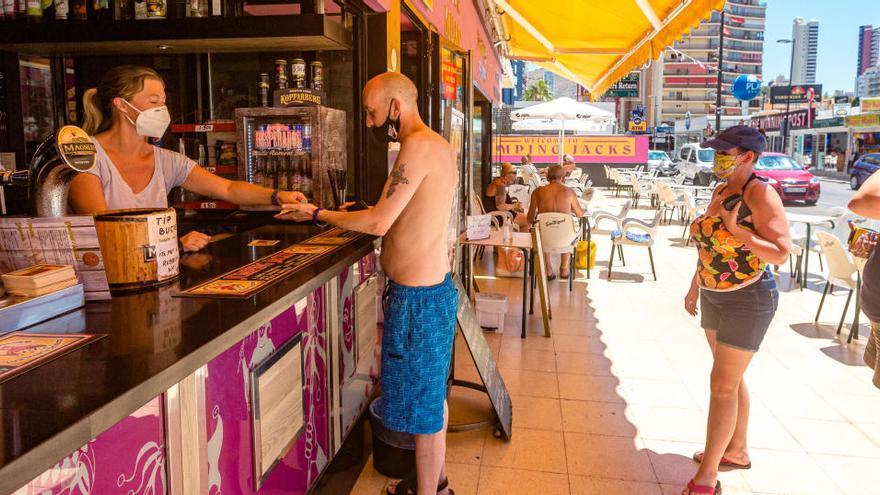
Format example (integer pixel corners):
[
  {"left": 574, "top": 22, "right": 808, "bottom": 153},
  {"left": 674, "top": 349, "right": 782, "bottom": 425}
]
[{"left": 0, "top": 223, "right": 381, "bottom": 494}]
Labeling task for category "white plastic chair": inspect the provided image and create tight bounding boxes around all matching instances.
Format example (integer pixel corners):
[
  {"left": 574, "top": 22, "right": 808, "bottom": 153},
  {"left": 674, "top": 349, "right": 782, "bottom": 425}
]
[
  {"left": 536, "top": 212, "right": 579, "bottom": 291},
  {"left": 814, "top": 231, "right": 862, "bottom": 341},
  {"left": 656, "top": 181, "right": 689, "bottom": 224},
  {"left": 628, "top": 174, "right": 653, "bottom": 208},
  {"left": 507, "top": 184, "right": 530, "bottom": 213},
  {"left": 608, "top": 209, "right": 662, "bottom": 281}
]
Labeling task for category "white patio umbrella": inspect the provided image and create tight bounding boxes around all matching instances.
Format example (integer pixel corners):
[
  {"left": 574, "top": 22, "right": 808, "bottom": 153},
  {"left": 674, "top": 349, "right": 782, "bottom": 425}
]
[
  {"left": 511, "top": 97, "right": 614, "bottom": 162},
  {"left": 511, "top": 118, "right": 612, "bottom": 134}
]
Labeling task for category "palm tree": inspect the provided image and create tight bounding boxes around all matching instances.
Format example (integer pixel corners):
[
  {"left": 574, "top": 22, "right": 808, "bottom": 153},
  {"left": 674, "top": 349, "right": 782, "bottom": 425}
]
[{"left": 522, "top": 80, "right": 553, "bottom": 102}]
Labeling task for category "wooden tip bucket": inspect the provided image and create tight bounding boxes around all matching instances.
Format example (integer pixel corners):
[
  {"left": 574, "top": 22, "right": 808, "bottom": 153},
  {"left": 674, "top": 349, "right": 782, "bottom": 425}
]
[{"left": 94, "top": 208, "right": 180, "bottom": 292}]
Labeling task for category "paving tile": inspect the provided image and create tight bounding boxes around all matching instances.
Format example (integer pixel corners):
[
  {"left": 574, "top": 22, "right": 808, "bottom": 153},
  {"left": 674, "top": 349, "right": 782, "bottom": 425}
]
[
  {"left": 616, "top": 378, "right": 697, "bottom": 408},
  {"left": 498, "top": 367, "right": 559, "bottom": 398},
  {"left": 481, "top": 427, "right": 568, "bottom": 473},
  {"left": 477, "top": 466, "right": 570, "bottom": 495},
  {"left": 569, "top": 476, "right": 662, "bottom": 495},
  {"left": 812, "top": 453, "right": 880, "bottom": 495},
  {"left": 564, "top": 432, "right": 656, "bottom": 482},
  {"left": 640, "top": 439, "right": 751, "bottom": 490},
  {"left": 510, "top": 395, "right": 563, "bottom": 431},
  {"left": 739, "top": 449, "right": 842, "bottom": 495},
  {"left": 553, "top": 335, "right": 608, "bottom": 354},
  {"left": 628, "top": 405, "right": 706, "bottom": 444},
  {"left": 560, "top": 399, "right": 637, "bottom": 437},
  {"left": 445, "top": 428, "right": 486, "bottom": 465},
  {"left": 557, "top": 373, "right": 625, "bottom": 403},
  {"left": 782, "top": 418, "right": 880, "bottom": 457},
  {"left": 349, "top": 457, "right": 389, "bottom": 495},
  {"left": 443, "top": 462, "right": 480, "bottom": 495},
  {"left": 498, "top": 347, "right": 558, "bottom": 372},
  {"left": 555, "top": 352, "right": 614, "bottom": 376}
]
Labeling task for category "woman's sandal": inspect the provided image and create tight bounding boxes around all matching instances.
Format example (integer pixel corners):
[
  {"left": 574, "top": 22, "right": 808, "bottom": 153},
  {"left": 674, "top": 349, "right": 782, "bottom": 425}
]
[
  {"left": 685, "top": 479, "right": 721, "bottom": 495},
  {"left": 692, "top": 451, "right": 752, "bottom": 470},
  {"left": 385, "top": 475, "right": 455, "bottom": 495}
]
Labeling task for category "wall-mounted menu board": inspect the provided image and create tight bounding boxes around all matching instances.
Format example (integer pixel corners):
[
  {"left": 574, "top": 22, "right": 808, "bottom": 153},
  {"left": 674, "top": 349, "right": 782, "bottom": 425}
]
[{"left": 177, "top": 229, "right": 363, "bottom": 298}]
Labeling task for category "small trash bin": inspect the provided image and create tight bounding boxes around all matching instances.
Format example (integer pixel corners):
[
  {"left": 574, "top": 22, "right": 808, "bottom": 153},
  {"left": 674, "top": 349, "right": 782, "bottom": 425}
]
[
  {"left": 576, "top": 239, "right": 597, "bottom": 269},
  {"left": 475, "top": 292, "right": 508, "bottom": 330},
  {"left": 369, "top": 397, "right": 415, "bottom": 478}
]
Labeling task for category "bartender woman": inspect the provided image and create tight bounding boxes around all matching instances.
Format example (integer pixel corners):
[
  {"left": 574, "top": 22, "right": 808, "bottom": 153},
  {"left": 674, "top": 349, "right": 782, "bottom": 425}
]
[{"left": 69, "top": 65, "right": 304, "bottom": 252}]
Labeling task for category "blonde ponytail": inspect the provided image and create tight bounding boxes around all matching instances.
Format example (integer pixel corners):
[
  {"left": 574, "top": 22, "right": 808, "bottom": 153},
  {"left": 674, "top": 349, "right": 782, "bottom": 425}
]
[
  {"left": 82, "top": 88, "right": 102, "bottom": 135},
  {"left": 80, "top": 65, "right": 164, "bottom": 136}
]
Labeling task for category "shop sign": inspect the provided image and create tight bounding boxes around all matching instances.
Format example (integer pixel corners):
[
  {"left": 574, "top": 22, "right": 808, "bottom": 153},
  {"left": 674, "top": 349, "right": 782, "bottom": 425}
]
[
  {"left": 812, "top": 117, "right": 845, "bottom": 129},
  {"left": 769, "top": 84, "right": 822, "bottom": 104},
  {"left": 654, "top": 125, "right": 673, "bottom": 138},
  {"left": 862, "top": 97, "right": 880, "bottom": 112},
  {"left": 846, "top": 113, "right": 880, "bottom": 129},
  {"left": 495, "top": 135, "right": 649, "bottom": 164},
  {"left": 749, "top": 109, "right": 813, "bottom": 132},
  {"left": 603, "top": 72, "right": 639, "bottom": 98},
  {"left": 628, "top": 117, "right": 646, "bottom": 133},
  {"left": 441, "top": 60, "right": 458, "bottom": 101},
  {"left": 273, "top": 89, "right": 325, "bottom": 107},
  {"left": 444, "top": 7, "right": 462, "bottom": 47},
  {"left": 834, "top": 95, "right": 851, "bottom": 104}
]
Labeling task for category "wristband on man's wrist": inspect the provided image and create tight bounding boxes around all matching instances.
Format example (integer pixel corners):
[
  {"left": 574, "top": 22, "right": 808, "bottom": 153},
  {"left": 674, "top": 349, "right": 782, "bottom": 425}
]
[
  {"left": 313, "top": 207, "right": 327, "bottom": 227},
  {"left": 270, "top": 189, "right": 281, "bottom": 206}
]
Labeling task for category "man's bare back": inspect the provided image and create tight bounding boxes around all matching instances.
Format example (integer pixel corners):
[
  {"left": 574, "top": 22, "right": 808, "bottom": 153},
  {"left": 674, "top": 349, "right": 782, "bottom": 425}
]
[
  {"left": 381, "top": 128, "right": 457, "bottom": 286},
  {"left": 528, "top": 182, "right": 583, "bottom": 223}
]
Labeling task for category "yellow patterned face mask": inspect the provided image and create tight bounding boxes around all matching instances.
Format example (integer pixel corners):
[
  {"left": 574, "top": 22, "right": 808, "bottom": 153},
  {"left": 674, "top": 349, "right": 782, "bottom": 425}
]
[{"left": 712, "top": 152, "right": 744, "bottom": 179}]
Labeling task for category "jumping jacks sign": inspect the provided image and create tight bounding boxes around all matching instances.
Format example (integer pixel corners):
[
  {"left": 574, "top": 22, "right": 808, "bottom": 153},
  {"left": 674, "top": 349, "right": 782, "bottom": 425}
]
[{"left": 749, "top": 109, "right": 815, "bottom": 132}]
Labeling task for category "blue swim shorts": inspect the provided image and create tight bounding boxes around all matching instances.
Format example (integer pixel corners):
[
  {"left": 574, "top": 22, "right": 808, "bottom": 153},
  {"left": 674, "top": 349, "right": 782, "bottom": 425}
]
[{"left": 380, "top": 273, "right": 458, "bottom": 435}]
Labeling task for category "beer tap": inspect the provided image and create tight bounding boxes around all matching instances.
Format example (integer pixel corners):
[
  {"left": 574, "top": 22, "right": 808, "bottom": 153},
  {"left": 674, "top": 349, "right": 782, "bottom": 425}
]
[{"left": 0, "top": 125, "right": 96, "bottom": 217}]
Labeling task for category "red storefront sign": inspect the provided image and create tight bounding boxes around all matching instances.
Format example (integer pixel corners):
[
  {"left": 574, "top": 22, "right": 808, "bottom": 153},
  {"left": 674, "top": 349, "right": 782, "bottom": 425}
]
[
  {"left": 441, "top": 60, "right": 458, "bottom": 100},
  {"left": 749, "top": 109, "right": 814, "bottom": 132}
]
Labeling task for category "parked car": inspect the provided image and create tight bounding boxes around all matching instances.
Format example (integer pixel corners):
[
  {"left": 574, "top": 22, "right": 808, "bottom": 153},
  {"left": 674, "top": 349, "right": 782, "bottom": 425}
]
[
  {"left": 647, "top": 150, "right": 677, "bottom": 177},
  {"left": 675, "top": 143, "right": 715, "bottom": 185},
  {"left": 754, "top": 152, "right": 820, "bottom": 205},
  {"left": 850, "top": 153, "right": 880, "bottom": 190}
]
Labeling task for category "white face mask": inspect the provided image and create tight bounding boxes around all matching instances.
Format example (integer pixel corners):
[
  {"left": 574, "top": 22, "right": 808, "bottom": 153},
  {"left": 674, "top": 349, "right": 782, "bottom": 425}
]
[{"left": 121, "top": 99, "right": 171, "bottom": 138}]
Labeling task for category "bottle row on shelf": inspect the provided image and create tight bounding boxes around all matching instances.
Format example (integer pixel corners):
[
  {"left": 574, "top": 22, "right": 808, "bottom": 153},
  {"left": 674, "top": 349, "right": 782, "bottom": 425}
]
[{"left": 1, "top": 0, "right": 243, "bottom": 22}]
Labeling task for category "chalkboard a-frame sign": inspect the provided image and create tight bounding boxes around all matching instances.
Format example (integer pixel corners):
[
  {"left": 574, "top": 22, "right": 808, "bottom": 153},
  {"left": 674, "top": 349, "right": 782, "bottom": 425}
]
[{"left": 454, "top": 279, "right": 513, "bottom": 440}]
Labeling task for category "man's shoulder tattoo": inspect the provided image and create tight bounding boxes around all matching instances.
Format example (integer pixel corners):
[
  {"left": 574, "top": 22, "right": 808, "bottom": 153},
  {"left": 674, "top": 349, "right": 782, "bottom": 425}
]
[{"left": 387, "top": 163, "right": 410, "bottom": 199}]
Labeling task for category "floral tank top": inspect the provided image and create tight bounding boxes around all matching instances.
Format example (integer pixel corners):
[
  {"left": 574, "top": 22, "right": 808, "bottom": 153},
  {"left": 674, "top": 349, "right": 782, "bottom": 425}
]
[{"left": 689, "top": 176, "right": 767, "bottom": 291}]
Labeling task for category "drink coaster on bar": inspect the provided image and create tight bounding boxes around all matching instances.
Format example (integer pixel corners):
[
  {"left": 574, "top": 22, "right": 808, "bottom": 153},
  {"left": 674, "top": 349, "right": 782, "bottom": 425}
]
[
  {"left": 177, "top": 230, "right": 364, "bottom": 299},
  {"left": 0, "top": 332, "right": 104, "bottom": 383}
]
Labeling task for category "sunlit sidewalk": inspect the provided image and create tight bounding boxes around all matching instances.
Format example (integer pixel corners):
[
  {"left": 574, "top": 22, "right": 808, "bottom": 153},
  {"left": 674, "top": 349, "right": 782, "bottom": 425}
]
[{"left": 350, "top": 194, "right": 880, "bottom": 495}]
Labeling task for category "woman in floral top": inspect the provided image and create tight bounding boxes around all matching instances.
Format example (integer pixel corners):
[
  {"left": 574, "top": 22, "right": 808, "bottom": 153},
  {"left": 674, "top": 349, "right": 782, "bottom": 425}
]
[{"left": 682, "top": 126, "right": 791, "bottom": 495}]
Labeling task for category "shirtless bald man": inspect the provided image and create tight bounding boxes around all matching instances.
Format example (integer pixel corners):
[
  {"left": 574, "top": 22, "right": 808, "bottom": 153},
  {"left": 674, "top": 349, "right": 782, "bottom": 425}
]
[
  {"left": 527, "top": 165, "right": 584, "bottom": 279},
  {"left": 276, "top": 72, "right": 458, "bottom": 495}
]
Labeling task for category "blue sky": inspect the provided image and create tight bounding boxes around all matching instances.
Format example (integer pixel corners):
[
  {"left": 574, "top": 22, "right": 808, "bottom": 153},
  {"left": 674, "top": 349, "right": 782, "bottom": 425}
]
[{"left": 762, "top": 0, "right": 877, "bottom": 94}]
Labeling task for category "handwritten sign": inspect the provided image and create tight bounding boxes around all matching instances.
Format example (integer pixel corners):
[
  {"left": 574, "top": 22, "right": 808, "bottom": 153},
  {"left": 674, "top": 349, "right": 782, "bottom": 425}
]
[
  {"left": 454, "top": 279, "right": 512, "bottom": 440},
  {"left": 495, "top": 135, "right": 648, "bottom": 164}
]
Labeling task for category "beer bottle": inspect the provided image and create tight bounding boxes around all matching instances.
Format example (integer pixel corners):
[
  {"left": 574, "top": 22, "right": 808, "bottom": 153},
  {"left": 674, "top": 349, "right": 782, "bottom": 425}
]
[
  {"left": 68, "top": 0, "right": 85, "bottom": 19},
  {"left": 53, "top": 0, "right": 69, "bottom": 19},
  {"left": 26, "top": 0, "right": 42, "bottom": 21}
]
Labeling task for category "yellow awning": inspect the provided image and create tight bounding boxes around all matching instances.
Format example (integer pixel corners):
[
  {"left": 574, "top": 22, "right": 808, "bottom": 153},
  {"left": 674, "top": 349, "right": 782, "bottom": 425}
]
[{"left": 496, "top": 0, "right": 727, "bottom": 100}]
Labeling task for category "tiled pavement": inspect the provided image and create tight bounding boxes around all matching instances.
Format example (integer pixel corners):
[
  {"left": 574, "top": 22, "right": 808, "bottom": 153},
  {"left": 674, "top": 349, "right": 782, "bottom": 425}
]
[{"left": 350, "top": 193, "right": 880, "bottom": 495}]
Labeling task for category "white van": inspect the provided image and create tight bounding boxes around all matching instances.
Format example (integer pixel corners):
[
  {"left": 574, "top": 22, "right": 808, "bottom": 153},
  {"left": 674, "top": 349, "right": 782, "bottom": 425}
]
[{"left": 676, "top": 143, "right": 716, "bottom": 185}]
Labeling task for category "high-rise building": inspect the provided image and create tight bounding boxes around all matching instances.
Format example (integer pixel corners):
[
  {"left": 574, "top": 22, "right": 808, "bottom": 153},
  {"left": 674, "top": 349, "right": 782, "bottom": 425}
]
[
  {"left": 502, "top": 60, "right": 526, "bottom": 105},
  {"left": 857, "top": 25, "right": 880, "bottom": 77},
  {"left": 857, "top": 65, "right": 880, "bottom": 98},
  {"left": 659, "top": 0, "right": 765, "bottom": 122},
  {"left": 791, "top": 17, "right": 818, "bottom": 85}
]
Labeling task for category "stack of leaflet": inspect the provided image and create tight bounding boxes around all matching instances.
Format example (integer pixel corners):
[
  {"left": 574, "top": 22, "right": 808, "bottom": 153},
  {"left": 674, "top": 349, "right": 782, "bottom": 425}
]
[{"left": 2, "top": 264, "right": 78, "bottom": 297}]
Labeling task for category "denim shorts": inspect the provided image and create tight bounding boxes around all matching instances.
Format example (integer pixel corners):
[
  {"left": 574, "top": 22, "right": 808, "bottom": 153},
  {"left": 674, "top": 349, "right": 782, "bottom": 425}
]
[
  {"left": 700, "top": 270, "right": 778, "bottom": 352},
  {"left": 380, "top": 273, "right": 458, "bottom": 434}
]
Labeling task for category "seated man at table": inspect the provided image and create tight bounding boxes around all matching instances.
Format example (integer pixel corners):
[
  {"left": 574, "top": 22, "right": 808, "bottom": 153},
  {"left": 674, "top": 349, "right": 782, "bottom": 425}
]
[
  {"left": 527, "top": 165, "right": 584, "bottom": 279},
  {"left": 485, "top": 162, "right": 529, "bottom": 229},
  {"left": 562, "top": 154, "right": 578, "bottom": 176}
]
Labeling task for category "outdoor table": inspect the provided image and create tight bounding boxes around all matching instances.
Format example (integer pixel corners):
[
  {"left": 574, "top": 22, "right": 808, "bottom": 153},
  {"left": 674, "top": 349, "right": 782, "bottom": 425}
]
[
  {"left": 460, "top": 231, "right": 534, "bottom": 338},
  {"left": 786, "top": 213, "right": 836, "bottom": 290}
]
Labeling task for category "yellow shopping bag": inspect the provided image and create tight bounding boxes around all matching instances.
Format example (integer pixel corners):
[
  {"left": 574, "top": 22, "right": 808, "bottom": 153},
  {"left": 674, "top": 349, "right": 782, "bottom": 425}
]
[{"left": 576, "top": 240, "right": 596, "bottom": 270}]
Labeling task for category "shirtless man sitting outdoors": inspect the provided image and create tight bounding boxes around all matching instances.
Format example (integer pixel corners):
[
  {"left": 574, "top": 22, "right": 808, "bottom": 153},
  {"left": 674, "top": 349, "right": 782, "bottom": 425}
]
[
  {"left": 485, "top": 162, "right": 528, "bottom": 229},
  {"left": 276, "top": 72, "right": 458, "bottom": 495},
  {"left": 527, "top": 165, "right": 584, "bottom": 279}
]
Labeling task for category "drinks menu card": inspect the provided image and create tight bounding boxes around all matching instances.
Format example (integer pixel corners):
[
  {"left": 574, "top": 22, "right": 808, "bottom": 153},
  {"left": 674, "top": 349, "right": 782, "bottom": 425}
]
[
  {"left": 178, "top": 228, "right": 363, "bottom": 299},
  {"left": 0, "top": 216, "right": 111, "bottom": 300}
]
